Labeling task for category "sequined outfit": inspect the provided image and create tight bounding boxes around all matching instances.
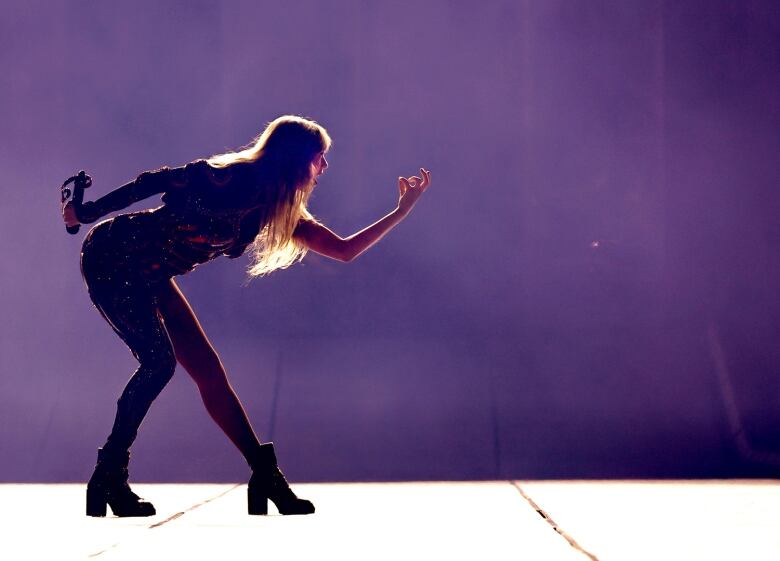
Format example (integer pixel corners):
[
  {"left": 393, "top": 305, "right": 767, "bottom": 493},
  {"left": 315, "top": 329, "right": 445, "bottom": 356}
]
[{"left": 79, "top": 160, "right": 266, "bottom": 454}]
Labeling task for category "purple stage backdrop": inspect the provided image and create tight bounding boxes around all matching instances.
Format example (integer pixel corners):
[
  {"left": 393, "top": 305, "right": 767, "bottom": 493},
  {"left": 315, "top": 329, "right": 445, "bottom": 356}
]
[{"left": 1, "top": 1, "right": 779, "bottom": 482}]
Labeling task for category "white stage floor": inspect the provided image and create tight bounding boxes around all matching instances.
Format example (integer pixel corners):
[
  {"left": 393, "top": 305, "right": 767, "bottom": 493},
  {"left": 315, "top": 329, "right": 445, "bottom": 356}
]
[{"left": 1, "top": 481, "right": 778, "bottom": 560}]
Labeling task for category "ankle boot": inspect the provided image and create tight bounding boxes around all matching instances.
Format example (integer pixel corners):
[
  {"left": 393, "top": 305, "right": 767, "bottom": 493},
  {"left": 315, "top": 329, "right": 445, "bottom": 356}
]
[
  {"left": 248, "top": 442, "right": 314, "bottom": 515},
  {"left": 86, "top": 447, "right": 156, "bottom": 517}
]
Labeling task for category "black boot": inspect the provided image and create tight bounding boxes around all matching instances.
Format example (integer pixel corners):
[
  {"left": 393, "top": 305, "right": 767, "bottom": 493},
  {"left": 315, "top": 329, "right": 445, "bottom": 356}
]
[
  {"left": 248, "top": 442, "right": 314, "bottom": 515},
  {"left": 86, "top": 447, "right": 156, "bottom": 517}
]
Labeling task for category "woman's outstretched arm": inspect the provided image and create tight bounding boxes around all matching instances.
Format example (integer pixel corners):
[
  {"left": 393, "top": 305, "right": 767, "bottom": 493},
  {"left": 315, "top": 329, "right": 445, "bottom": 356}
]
[{"left": 294, "top": 168, "right": 431, "bottom": 262}]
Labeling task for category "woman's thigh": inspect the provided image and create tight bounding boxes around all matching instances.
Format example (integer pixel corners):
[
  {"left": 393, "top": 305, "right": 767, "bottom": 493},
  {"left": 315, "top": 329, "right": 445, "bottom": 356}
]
[
  {"left": 86, "top": 275, "right": 174, "bottom": 367},
  {"left": 81, "top": 219, "right": 175, "bottom": 368},
  {"left": 153, "top": 278, "right": 225, "bottom": 382}
]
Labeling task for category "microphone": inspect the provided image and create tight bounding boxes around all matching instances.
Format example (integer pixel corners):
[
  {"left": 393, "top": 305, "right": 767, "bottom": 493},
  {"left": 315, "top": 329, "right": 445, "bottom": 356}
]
[{"left": 61, "top": 170, "right": 92, "bottom": 234}]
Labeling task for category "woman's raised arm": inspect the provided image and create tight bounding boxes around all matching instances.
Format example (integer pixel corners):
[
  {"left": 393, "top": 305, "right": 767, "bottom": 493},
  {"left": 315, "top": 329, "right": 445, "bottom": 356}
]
[{"left": 294, "top": 168, "right": 431, "bottom": 262}]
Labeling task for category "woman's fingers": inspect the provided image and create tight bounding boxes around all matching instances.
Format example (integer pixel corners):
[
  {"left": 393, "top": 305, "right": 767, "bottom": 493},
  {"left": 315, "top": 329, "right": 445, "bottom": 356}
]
[
  {"left": 399, "top": 169, "right": 431, "bottom": 199},
  {"left": 62, "top": 202, "right": 79, "bottom": 227},
  {"left": 418, "top": 168, "right": 430, "bottom": 189}
]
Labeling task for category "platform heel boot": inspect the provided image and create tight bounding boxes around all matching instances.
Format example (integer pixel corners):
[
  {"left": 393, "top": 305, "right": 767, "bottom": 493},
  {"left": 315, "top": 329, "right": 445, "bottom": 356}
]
[
  {"left": 86, "top": 447, "right": 156, "bottom": 517},
  {"left": 248, "top": 442, "right": 314, "bottom": 515}
]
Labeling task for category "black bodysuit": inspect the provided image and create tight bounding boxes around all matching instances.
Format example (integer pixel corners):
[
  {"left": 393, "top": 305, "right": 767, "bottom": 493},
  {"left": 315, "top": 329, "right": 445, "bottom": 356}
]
[{"left": 80, "top": 160, "right": 266, "bottom": 455}]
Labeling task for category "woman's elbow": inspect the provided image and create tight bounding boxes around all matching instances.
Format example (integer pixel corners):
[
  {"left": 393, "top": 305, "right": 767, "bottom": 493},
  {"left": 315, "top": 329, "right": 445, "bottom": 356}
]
[
  {"left": 305, "top": 240, "right": 353, "bottom": 262},
  {"left": 337, "top": 240, "right": 358, "bottom": 263},
  {"left": 338, "top": 247, "right": 356, "bottom": 263}
]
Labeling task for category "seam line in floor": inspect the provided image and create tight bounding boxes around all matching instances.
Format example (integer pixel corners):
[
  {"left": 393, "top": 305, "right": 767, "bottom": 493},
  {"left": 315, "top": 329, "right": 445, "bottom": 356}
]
[{"left": 510, "top": 481, "right": 600, "bottom": 561}]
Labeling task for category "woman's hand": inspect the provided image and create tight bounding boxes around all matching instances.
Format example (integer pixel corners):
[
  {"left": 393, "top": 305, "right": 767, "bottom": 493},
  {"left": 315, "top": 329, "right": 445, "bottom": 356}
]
[
  {"left": 62, "top": 201, "right": 79, "bottom": 228},
  {"left": 398, "top": 168, "right": 431, "bottom": 215}
]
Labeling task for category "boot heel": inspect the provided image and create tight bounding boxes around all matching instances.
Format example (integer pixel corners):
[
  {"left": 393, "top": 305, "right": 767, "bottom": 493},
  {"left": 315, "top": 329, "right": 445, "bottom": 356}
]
[
  {"left": 248, "top": 488, "right": 268, "bottom": 515},
  {"left": 86, "top": 447, "right": 156, "bottom": 518},
  {"left": 86, "top": 486, "right": 107, "bottom": 517},
  {"left": 247, "top": 443, "right": 314, "bottom": 516}
]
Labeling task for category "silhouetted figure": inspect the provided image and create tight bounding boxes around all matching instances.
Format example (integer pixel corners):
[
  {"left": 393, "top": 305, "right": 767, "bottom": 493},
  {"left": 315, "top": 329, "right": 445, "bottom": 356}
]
[{"left": 62, "top": 115, "right": 431, "bottom": 517}]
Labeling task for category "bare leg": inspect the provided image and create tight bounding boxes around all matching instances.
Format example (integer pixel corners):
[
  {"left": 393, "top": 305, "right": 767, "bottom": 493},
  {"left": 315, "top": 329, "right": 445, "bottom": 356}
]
[{"left": 154, "top": 278, "right": 261, "bottom": 464}]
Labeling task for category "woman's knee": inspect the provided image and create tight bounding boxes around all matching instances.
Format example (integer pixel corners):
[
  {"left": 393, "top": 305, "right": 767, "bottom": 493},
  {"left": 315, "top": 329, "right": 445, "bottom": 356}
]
[
  {"left": 138, "top": 346, "right": 177, "bottom": 380},
  {"left": 184, "top": 353, "right": 228, "bottom": 389},
  {"left": 117, "top": 351, "right": 177, "bottom": 410},
  {"left": 159, "top": 352, "right": 177, "bottom": 378}
]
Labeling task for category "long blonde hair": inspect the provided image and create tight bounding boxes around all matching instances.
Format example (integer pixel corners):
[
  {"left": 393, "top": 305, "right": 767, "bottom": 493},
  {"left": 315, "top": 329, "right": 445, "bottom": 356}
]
[{"left": 208, "top": 115, "right": 331, "bottom": 277}]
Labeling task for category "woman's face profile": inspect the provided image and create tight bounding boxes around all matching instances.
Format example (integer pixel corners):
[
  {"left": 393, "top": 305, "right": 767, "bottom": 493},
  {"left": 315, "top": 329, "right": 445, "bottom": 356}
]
[{"left": 310, "top": 152, "right": 328, "bottom": 186}]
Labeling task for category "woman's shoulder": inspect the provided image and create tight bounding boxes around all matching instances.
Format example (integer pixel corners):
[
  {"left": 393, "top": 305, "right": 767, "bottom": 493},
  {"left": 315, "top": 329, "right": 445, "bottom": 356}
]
[
  {"left": 164, "top": 159, "right": 228, "bottom": 189},
  {"left": 185, "top": 159, "right": 214, "bottom": 182},
  {"left": 165, "top": 161, "right": 262, "bottom": 209},
  {"left": 201, "top": 160, "right": 261, "bottom": 188}
]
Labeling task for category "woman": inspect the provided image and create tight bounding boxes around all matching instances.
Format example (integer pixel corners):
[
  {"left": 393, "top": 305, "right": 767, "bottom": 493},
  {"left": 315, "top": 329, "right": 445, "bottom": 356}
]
[{"left": 62, "top": 115, "right": 431, "bottom": 517}]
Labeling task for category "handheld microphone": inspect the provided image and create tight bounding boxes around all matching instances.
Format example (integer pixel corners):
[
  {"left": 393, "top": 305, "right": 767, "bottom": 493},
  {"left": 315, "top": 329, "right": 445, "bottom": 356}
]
[{"left": 61, "top": 170, "right": 92, "bottom": 234}]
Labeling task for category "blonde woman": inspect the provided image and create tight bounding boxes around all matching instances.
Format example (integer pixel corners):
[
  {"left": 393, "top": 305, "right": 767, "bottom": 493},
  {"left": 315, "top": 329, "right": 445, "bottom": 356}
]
[{"left": 62, "top": 115, "right": 431, "bottom": 517}]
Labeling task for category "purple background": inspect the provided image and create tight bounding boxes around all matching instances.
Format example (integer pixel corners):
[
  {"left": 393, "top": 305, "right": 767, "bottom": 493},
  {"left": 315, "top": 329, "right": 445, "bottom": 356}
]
[{"left": 1, "top": 1, "right": 779, "bottom": 482}]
